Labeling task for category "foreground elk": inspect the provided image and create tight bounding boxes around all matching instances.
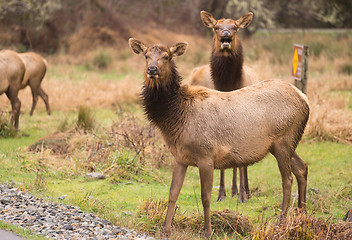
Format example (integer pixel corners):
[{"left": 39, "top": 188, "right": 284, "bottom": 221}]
[
  {"left": 18, "top": 52, "right": 50, "bottom": 116},
  {"left": 0, "top": 50, "right": 25, "bottom": 129},
  {"left": 129, "top": 38, "right": 309, "bottom": 238},
  {"left": 190, "top": 11, "right": 260, "bottom": 202}
]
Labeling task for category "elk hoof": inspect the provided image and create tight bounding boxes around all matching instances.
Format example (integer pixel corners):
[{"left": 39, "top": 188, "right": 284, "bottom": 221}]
[
  {"left": 162, "top": 224, "right": 171, "bottom": 236},
  {"left": 231, "top": 191, "right": 238, "bottom": 197},
  {"left": 217, "top": 189, "right": 226, "bottom": 201},
  {"left": 204, "top": 229, "right": 212, "bottom": 239},
  {"left": 217, "top": 194, "right": 226, "bottom": 202},
  {"left": 238, "top": 198, "right": 248, "bottom": 203},
  {"left": 238, "top": 194, "right": 248, "bottom": 203}
]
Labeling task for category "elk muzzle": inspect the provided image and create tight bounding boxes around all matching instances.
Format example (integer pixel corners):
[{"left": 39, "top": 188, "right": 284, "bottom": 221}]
[
  {"left": 147, "top": 65, "right": 159, "bottom": 79},
  {"left": 219, "top": 31, "right": 232, "bottom": 49}
]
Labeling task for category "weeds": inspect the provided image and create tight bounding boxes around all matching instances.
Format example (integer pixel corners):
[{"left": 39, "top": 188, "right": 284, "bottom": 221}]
[
  {"left": 33, "top": 158, "right": 48, "bottom": 192},
  {"left": 76, "top": 105, "right": 95, "bottom": 132},
  {"left": 136, "top": 198, "right": 253, "bottom": 237},
  {"left": 92, "top": 49, "right": 112, "bottom": 69},
  {"left": 136, "top": 198, "right": 352, "bottom": 239},
  {"left": 28, "top": 110, "right": 169, "bottom": 182},
  {"left": 0, "top": 112, "right": 16, "bottom": 138},
  {"left": 250, "top": 209, "right": 352, "bottom": 240},
  {"left": 339, "top": 63, "right": 352, "bottom": 75}
]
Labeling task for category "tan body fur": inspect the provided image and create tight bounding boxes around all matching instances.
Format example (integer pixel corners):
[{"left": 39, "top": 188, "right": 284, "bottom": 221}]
[
  {"left": 0, "top": 50, "right": 25, "bottom": 129},
  {"left": 129, "top": 39, "right": 309, "bottom": 239},
  {"left": 18, "top": 52, "right": 50, "bottom": 116}
]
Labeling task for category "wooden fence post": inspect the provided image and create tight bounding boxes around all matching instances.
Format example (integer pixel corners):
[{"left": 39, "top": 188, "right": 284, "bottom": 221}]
[{"left": 292, "top": 44, "right": 309, "bottom": 94}]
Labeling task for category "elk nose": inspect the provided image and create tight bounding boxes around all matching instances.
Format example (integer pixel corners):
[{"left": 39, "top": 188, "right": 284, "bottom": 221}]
[
  {"left": 147, "top": 66, "right": 158, "bottom": 75},
  {"left": 223, "top": 30, "right": 230, "bottom": 37}
]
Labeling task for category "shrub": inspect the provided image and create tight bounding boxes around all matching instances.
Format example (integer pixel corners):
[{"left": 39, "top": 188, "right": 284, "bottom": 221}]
[
  {"left": 76, "top": 105, "right": 95, "bottom": 132},
  {"left": 310, "top": 42, "right": 324, "bottom": 57},
  {"left": 0, "top": 112, "right": 16, "bottom": 138},
  {"left": 339, "top": 64, "right": 352, "bottom": 75},
  {"left": 92, "top": 49, "right": 112, "bottom": 69}
]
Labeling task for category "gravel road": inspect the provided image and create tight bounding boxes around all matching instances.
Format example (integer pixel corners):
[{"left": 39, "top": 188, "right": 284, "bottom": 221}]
[{"left": 0, "top": 183, "right": 155, "bottom": 240}]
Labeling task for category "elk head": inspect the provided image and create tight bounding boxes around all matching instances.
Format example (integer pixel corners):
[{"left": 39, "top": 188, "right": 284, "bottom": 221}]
[
  {"left": 129, "top": 38, "right": 188, "bottom": 88},
  {"left": 200, "top": 11, "right": 253, "bottom": 53}
]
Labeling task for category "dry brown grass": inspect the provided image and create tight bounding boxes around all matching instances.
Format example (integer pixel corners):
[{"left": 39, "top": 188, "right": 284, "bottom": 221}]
[
  {"left": 241, "top": 33, "right": 352, "bottom": 144},
  {"left": 1, "top": 29, "right": 351, "bottom": 144},
  {"left": 27, "top": 110, "right": 171, "bottom": 180},
  {"left": 135, "top": 198, "right": 352, "bottom": 239},
  {"left": 250, "top": 210, "right": 352, "bottom": 240},
  {"left": 136, "top": 198, "right": 253, "bottom": 239}
]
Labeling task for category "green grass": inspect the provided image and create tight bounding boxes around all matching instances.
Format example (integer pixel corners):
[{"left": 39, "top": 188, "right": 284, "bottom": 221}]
[
  {"left": 0, "top": 221, "right": 47, "bottom": 240},
  {"left": 1, "top": 113, "right": 351, "bottom": 239},
  {"left": 1, "top": 110, "right": 351, "bottom": 226}
]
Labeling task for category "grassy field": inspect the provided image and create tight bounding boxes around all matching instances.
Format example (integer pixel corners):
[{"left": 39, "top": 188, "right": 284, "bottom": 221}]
[{"left": 0, "top": 30, "right": 352, "bottom": 239}]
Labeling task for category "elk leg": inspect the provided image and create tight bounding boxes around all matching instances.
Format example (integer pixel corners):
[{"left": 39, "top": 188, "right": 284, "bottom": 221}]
[
  {"left": 29, "top": 86, "right": 39, "bottom": 116},
  {"left": 6, "top": 86, "right": 21, "bottom": 129},
  {"left": 199, "top": 161, "right": 214, "bottom": 239},
  {"left": 271, "top": 143, "right": 293, "bottom": 215},
  {"left": 163, "top": 161, "right": 187, "bottom": 235},
  {"left": 38, "top": 87, "right": 51, "bottom": 115},
  {"left": 238, "top": 167, "right": 248, "bottom": 203},
  {"left": 244, "top": 166, "right": 251, "bottom": 199},
  {"left": 291, "top": 152, "right": 308, "bottom": 209},
  {"left": 217, "top": 169, "right": 226, "bottom": 201},
  {"left": 231, "top": 167, "right": 238, "bottom": 197}
]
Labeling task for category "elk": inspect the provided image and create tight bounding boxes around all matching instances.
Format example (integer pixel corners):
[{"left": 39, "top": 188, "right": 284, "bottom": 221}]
[
  {"left": 18, "top": 52, "right": 50, "bottom": 116},
  {"left": 129, "top": 38, "right": 309, "bottom": 239},
  {"left": 190, "top": 11, "right": 259, "bottom": 202},
  {"left": 0, "top": 50, "right": 25, "bottom": 129}
]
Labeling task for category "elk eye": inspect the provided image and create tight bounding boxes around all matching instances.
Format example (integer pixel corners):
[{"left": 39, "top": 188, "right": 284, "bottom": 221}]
[
  {"left": 164, "top": 55, "right": 169, "bottom": 60},
  {"left": 145, "top": 55, "right": 148, "bottom": 59},
  {"left": 214, "top": 26, "right": 219, "bottom": 31}
]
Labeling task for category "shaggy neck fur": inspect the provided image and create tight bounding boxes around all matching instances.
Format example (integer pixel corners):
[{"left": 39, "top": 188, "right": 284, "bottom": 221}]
[
  {"left": 210, "top": 38, "right": 244, "bottom": 91},
  {"left": 141, "top": 61, "right": 186, "bottom": 142}
]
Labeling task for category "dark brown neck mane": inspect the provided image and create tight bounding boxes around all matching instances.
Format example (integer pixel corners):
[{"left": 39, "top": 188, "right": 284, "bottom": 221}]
[
  {"left": 141, "top": 61, "right": 186, "bottom": 141},
  {"left": 210, "top": 40, "right": 244, "bottom": 91}
]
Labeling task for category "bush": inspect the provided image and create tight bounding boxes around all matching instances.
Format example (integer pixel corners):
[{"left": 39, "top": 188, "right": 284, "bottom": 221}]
[
  {"left": 92, "top": 49, "right": 112, "bottom": 69},
  {"left": 76, "top": 105, "right": 95, "bottom": 132},
  {"left": 0, "top": 113, "right": 16, "bottom": 138},
  {"left": 339, "top": 64, "right": 352, "bottom": 75}
]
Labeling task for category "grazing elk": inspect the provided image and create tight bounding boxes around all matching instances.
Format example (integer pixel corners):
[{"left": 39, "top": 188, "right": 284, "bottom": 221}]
[
  {"left": 129, "top": 38, "right": 309, "bottom": 239},
  {"left": 0, "top": 50, "right": 25, "bottom": 129},
  {"left": 190, "top": 11, "right": 260, "bottom": 202},
  {"left": 18, "top": 52, "right": 50, "bottom": 116}
]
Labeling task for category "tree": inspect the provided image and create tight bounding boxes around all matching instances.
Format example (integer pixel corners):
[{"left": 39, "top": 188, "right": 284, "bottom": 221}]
[
  {"left": 225, "top": 0, "right": 276, "bottom": 36},
  {"left": 0, "top": 0, "right": 62, "bottom": 51}
]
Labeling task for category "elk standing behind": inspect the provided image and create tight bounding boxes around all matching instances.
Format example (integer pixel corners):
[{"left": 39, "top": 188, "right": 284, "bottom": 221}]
[
  {"left": 129, "top": 38, "right": 309, "bottom": 239},
  {"left": 18, "top": 52, "right": 50, "bottom": 116},
  {"left": 190, "top": 11, "right": 260, "bottom": 202},
  {"left": 0, "top": 50, "right": 25, "bottom": 129}
]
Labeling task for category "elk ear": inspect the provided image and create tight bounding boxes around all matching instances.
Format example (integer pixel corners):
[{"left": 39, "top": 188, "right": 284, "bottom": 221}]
[
  {"left": 235, "top": 12, "right": 253, "bottom": 29},
  {"left": 170, "top": 42, "right": 188, "bottom": 57},
  {"left": 200, "top": 11, "right": 217, "bottom": 28},
  {"left": 129, "top": 38, "right": 147, "bottom": 55}
]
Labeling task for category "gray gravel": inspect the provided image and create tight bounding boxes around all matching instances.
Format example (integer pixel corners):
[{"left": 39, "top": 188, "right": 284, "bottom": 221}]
[{"left": 0, "top": 183, "right": 155, "bottom": 240}]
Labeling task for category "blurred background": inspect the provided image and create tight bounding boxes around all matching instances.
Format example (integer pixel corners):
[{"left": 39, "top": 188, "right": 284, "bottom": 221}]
[{"left": 0, "top": 0, "right": 351, "bottom": 53}]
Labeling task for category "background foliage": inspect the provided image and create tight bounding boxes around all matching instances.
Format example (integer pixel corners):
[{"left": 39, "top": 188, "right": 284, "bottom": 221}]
[{"left": 0, "top": 0, "right": 351, "bottom": 53}]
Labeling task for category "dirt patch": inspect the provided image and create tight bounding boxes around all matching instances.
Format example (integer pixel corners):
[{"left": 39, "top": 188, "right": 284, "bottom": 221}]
[{"left": 28, "top": 133, "right": 71, "bottom": 155}]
